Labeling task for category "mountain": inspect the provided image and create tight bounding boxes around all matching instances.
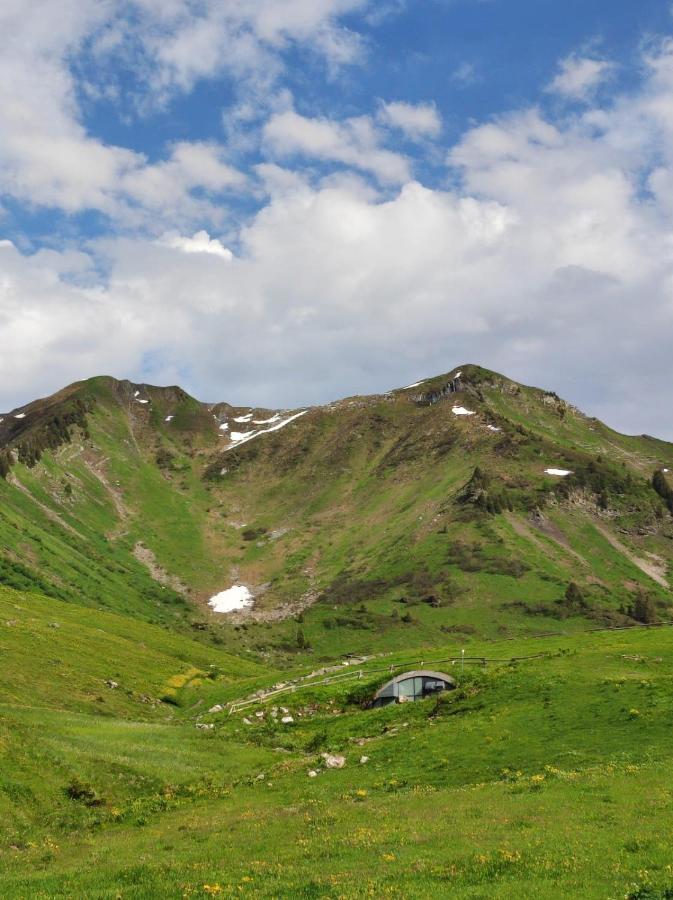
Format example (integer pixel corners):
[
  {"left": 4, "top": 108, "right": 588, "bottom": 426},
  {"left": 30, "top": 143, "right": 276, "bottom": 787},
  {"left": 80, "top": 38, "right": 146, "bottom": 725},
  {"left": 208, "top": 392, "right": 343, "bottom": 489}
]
[
  {"left": 0, "top": 364, "right": 671, "bottom": 662},
  {"left": 3, "top": 364, "right": 673, "bottom": 898}
]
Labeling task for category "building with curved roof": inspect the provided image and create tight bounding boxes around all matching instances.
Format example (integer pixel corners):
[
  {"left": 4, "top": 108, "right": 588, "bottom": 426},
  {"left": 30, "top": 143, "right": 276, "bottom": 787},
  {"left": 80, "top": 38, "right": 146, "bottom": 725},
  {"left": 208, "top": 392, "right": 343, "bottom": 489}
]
[{"left": 372, "top": 670, "right": 456, "bottom": 707}]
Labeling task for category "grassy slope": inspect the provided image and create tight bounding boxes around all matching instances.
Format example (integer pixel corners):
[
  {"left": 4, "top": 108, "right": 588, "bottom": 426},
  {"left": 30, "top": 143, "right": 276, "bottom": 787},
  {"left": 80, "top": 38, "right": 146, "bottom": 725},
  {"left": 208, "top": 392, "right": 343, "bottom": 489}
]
[
  {"left": 0, "top": 584, "right": 268, "bottom": 855},
  {"left": 1, "top": 366, "right": 673, "bottom": 666},
  {"left": 1, "top": 578, "right": 673, "bottom": 898}
]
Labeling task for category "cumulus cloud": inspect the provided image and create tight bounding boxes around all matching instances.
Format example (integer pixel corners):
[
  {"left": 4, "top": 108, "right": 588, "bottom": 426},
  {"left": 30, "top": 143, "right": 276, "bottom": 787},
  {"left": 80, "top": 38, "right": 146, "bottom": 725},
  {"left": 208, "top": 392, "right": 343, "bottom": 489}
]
[
  {"left": 0, "top": 0, "right": 370, "bottom": 220},
  {"left": 377, "top": 100, "right": 442, "bottom": 140},
  {"left": 160, "top": 231, "right": 233, "bottom": 260},
  {"left": 547, "top": 54, "right": 613, "bottom": 100},
  {"left": 3, "top": 31, "right": 673, "bottom": 441},
  {"left": 263, "top": 110, "right": 411, "bottom": 184}
]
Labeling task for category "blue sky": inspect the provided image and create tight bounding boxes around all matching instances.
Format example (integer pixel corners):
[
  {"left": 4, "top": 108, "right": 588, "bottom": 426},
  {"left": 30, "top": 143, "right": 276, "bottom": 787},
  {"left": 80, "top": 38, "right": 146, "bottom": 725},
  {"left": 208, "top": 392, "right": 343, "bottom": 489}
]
[{"left": 1, "top": 0, "right": 673, "bottom": 436}]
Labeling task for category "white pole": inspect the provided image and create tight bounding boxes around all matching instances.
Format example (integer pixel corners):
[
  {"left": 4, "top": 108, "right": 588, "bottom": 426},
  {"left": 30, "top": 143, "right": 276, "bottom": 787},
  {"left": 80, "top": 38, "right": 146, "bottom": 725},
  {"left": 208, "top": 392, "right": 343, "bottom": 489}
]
[{"left": 461, "top": 648, "right": 465, "bottom": 674}]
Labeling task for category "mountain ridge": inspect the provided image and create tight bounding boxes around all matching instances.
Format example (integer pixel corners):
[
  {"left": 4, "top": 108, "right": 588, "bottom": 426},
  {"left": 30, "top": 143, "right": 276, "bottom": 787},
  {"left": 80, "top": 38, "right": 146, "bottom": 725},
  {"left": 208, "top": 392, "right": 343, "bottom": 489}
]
[{"left": 0, "top": 362, "right": 670, "bottom": 664}]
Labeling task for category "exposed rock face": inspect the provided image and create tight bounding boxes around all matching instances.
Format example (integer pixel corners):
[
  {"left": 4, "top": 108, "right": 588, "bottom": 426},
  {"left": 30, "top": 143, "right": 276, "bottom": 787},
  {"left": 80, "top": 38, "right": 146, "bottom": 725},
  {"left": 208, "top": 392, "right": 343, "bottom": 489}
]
[{"left": 411, "top": 377, "right": 463, "bottom": 407}]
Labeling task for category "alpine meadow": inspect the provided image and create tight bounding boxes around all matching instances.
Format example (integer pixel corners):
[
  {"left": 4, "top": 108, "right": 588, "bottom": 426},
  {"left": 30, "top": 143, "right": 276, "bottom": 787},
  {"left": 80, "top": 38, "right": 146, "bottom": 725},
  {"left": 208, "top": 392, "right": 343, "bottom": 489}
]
[
  {"left": 2, "top": 365, "right": 673, "bottom": 897},
  {"left": 3, "top": 1, "right": 673, "bottom": 898}
]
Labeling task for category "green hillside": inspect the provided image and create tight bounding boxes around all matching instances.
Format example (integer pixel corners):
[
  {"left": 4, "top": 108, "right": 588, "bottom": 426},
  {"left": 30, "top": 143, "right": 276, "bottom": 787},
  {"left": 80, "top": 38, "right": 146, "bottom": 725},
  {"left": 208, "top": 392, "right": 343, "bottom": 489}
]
[
  {"left": 1, "top": 365, "right": 671, "bottom": 659},
  {"left": 1, "top": 579, "right": 673, "bottom": 898},
  {"left": 2, "top": 365, "right": 673, "bottom": 897}
]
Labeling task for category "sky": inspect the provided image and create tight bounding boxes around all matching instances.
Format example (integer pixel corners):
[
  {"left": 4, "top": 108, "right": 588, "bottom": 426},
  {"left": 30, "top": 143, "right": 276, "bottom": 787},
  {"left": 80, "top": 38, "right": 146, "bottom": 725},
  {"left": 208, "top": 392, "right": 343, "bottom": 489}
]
[{"left": 1, "top": 0, "right": 673, "bottom": 437}]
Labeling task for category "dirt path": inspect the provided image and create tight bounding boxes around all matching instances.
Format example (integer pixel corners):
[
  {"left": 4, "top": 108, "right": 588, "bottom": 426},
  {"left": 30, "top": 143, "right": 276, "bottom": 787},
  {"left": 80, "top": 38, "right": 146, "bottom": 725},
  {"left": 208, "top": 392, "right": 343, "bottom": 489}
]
[
  {"left": 522, "top": 512, "right": 589, "bottom": 566},
  {"left": 133, "top": 542, "right": 189, "bottom": 595},
  {"left": 81, "top": 454, "right": 130, "bottom": 539},
  {"left": 7, "top": 474, "right": 79, "bottom": 536},
  {"left": 506, "top": 513, "right": 547, "bottom": 553},
  {"left": 594, "top": 523, "right": 669, "bottom": 589}
]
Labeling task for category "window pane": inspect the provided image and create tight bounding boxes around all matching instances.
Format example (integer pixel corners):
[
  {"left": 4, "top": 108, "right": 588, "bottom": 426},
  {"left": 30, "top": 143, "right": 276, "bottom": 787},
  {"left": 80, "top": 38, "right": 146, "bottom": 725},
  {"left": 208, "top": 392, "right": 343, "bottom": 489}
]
[{"left": 398, "top": 678, "right": 415, "bottom": 697}]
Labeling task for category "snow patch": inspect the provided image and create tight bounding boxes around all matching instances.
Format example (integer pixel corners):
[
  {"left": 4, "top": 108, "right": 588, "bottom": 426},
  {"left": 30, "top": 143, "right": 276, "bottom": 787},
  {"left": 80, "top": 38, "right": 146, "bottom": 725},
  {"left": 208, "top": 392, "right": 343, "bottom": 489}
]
[
  {"left": 233, "top": 414, "right": 253, "bottom": 423},
  {"left": 208, "top": 585, "right": 254, "bottom": 613},
  {"left": 14, "top": 413, "right": 26, "bottom": 419},
  {"left": 486, "top": 425, "right": 501, "bottom": 432},
  {"left": 545, "top": 468, "right": 573, "bottom": 477},
  {"left": 165, "top": 415, "right": 174, "bottom": 422},
  {"left": 136, "top": 399, "right": 149, "bottom": 404},
  {"left": 252, "top": 414, "right": 281, "bottom": 425},
  {"left": 219, "top": 422, "right": 229, "bottom": 431},
  {"left": 454, "top": 370, "right": 463, "bottom": 378},
  {"left": 452, "top": 406, "right": 475, "bottom": 416},
  {"left": 225, "top": 410, "right": 308, "bottom": 451},
  {"left": 134, "top": 390, "right": 140, "bottom": 397},
  {"left": 402, "top": 380, "right": 426, "bottom": 390}
]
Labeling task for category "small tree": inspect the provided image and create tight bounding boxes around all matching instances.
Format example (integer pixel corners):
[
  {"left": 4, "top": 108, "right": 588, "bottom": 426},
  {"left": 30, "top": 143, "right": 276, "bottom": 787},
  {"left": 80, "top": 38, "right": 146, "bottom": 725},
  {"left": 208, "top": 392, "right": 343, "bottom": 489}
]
[
  {"left": 652, "top": 470, "right": 673, "bottom": 514},
  {"left": 564, "top": 582, "right": 587, "bottom": 609},
  {"left": 631, "top": 590, "right": 658, "bottom": 625},
  {"left": 0, "top": 450, "right": 12, "bottom": 479},
  {"left": 296, "top": 627, "right": 308, "bottom": 650}
]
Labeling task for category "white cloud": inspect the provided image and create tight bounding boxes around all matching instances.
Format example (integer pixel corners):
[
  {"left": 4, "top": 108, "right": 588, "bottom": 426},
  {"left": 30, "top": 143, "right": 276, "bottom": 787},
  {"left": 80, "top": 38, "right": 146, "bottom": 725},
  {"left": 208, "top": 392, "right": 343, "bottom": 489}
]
[
  {"left": 4, "top": 34, "right": 673, "bottom": 441},
  {"left": 0, "top": 0, "right": 371, "bottom": 219},
  {"left": 263, "top": 110, "right": 411, "bottom": 184},
  {"left": 161, "top": 231, "right": 233, "bottom": 260},
  {"left": 377, "top": 100, "right": 442, "bottom": 140},
  {"left": 547, "top": 54, "right": 613, "bottom": 100}
]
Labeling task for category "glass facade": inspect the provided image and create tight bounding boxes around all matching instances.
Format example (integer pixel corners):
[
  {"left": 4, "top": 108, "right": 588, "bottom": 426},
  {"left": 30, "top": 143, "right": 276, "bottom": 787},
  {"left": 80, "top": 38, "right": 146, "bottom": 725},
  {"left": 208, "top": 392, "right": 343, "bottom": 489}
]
[{"left": 372, "top": 672, "right": 454, "bottom": 707}]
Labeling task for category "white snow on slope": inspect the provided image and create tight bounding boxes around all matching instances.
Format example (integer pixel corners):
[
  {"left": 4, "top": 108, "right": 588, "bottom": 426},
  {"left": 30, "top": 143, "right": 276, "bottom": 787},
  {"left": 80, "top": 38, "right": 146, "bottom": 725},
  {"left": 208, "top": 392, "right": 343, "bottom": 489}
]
[
  {"left": 225, "top": 410, "right": 308, "bottom": 451},
  {"left": 134, "top": 390, "right": 140, "bottom": 397},
  {"left": 253, "top": 414, "right": 281, "bottom": 425},
  {"left": 14, "top": 413, "right": 26, "bottom": 419},
  {"left": 208, "top": 585, "right": 254, "bottom": 613},
  {"left": 165, "top": 415, "right": 174, "bottom": 422},
  {"left": 487, "top": 425, "right": 501, "bottom": 432},
  {"left": 454, "top": 370, "right": 462, "bottom": 379},
  {"left": 402, "top": 380, "right": 426, "bottom": 390},
  {"left": 452, "top": 406, "right": 475, "bottom": 416},
  {"left": 234, "top": 414, "right": 253, "bottom": 423},
  {"left": 265, "top": 410, "right": 308, "bottom": 433},
  {"left": 219, "top": 422, "right": 229, "bottom": 431},
  {"left": 136, "top": 399, "right": 149, "bottom": 404},
  {"left": 545, "top": 468, "right": 573, "bottom": 477}
]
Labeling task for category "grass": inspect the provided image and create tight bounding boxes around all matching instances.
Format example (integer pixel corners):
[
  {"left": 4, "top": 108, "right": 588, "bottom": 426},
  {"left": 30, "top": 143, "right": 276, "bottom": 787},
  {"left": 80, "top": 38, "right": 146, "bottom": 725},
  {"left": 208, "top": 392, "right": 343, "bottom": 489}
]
[
  {"left": 2, "top": 367, "right": 673, "bottom": 895},
  {"left": 2, "top": 580, "right": 673, "bottom": 898}
]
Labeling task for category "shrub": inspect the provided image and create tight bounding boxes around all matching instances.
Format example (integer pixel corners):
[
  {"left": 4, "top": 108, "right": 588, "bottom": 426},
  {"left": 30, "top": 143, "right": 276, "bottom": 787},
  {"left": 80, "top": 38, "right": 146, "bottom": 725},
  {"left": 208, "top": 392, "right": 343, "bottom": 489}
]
[
  {"left": 629, "top": 590, "right": 659, "bottom": 625},
  {"left": 155, "top": 447, "right": 176, "bottom": 470},
  {"left": 653, "top": 470, "right": 673, "bottom": 514},
  {"left": 561, "top": 582, "right": 587, "bottom": 611},
  {"left": 65, "top": 777, "right": 103, "bottom": 807}
]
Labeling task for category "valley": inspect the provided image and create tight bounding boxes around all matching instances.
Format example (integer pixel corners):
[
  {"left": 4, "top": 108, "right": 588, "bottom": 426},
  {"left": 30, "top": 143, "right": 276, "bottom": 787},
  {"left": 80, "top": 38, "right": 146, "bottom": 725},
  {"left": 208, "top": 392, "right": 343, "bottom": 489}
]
[{"left": 1, "top": 364, "right": 673, "bottom": 897}]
